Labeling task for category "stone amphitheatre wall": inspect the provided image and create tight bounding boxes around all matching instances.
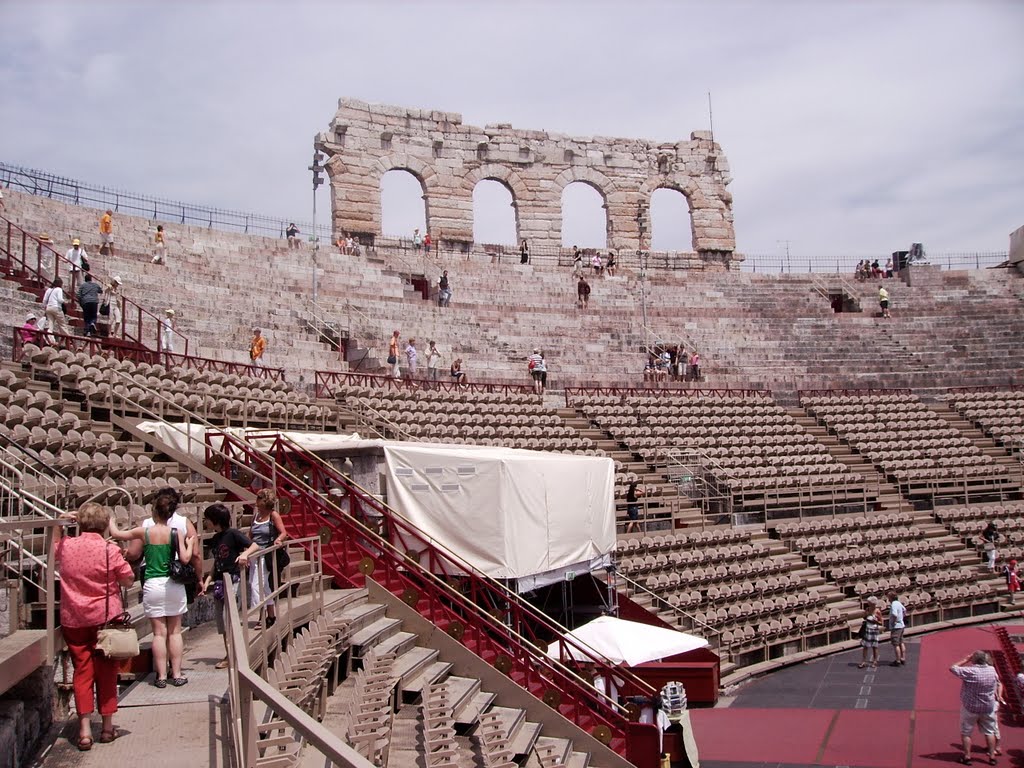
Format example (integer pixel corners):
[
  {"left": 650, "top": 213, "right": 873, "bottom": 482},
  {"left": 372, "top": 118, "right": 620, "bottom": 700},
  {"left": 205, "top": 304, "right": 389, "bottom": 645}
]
[{"left": 316, "top": 99, "right": 737, "bottom": 260}]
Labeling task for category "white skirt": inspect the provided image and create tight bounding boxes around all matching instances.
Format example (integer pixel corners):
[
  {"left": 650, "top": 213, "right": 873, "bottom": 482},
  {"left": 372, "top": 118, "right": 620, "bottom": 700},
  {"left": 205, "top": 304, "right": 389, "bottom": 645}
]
[{"left": 143, "top": 576, "right": 187, "bottom": 618}]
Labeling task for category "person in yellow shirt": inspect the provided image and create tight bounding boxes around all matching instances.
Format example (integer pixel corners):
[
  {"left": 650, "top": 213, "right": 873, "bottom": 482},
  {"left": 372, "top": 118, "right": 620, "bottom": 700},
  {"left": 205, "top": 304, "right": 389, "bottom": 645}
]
[
  {"left": 99, "top": 210, "right": 115, "bottom": 256},
  {"left": 249, "top": 327, "right": 267, "bottom": 367}
]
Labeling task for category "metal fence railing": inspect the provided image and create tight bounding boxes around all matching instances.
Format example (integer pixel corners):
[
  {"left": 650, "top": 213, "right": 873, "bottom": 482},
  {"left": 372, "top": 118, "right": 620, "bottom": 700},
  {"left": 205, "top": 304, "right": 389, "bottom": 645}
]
[
  {"left": 740, "top": 250, "right": 1009, "bottom": 274},
  {"left": 0, "top": 161, "right": 330, "bottom": 243}
]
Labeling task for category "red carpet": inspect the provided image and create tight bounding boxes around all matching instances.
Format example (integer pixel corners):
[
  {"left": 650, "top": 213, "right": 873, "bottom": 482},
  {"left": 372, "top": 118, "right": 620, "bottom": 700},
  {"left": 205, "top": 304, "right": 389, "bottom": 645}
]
[
  {"left": 689, "top": 708, "right": 835, "bottom": 764},
  {"left": 820, "top": 710, "right": 912, "bottom": 767},
  {"left": 694, "top": 625, "right": 1024, "bottom": 767}
]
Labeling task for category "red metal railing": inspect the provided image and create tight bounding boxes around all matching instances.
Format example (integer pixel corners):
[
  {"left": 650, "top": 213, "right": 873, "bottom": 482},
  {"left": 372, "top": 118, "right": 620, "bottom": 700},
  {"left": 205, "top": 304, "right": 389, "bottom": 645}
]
[
  {"left": 1, "top": 216, "right": 189, "bottom": 354},
  {"left": 12, "top": 328, "right": 285, "bottom": 381},
  {"left": 316, "top": 370, "right": 534, "bottom": 399},
  {"left": 564, "top": 385, "right": 770, "bottom": 406},
  {"left": 203, "top": 429, "right": 659, "bottom": 764},
  {"left": 945, "top": 384, "right": 1024, "bottom": 396}
]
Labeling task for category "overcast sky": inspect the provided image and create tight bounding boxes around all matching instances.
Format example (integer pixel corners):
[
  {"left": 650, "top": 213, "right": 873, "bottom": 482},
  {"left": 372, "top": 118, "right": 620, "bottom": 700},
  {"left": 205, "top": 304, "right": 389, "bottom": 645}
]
[{"left": 1, "top": 0, "right": 1021, "bottom": 262}]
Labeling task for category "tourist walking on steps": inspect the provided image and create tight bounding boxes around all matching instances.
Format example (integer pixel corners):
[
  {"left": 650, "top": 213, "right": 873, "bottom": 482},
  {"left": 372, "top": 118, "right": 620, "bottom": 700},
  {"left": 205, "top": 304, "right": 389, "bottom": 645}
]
[
  {"left": 427, "top": 341, "right": 441, "bottom": 382},
  {"left": 99, "top": 210, "right": 115, "bottom": 256},
  {"left": 982, "top": 522, "right": 1000, "bottom": 572},
  {"left": 388, "top": 330, "right": 401, "bottom": 378},
  {"left": 857, "top": 601, "right": 881, "bottom": 669},
  {"left": 1003, "top": 559, "right": 1020, "bottom": 595},
  {"left": 625, "top": 480, "right": 643, "bottom": 534},
  {"left": 438, "top": 270, "right": 452, "bottom": 307},
  {"left": 577, "top": 276, "right": 591, "bottom": 309},
  {"left": 879, "top": 286, "right": 891, "bottom": 318},
  {"left": 152, "top": 225, "right": 167, "bottom": 264},
  {"left": 527, "top": 348, "right": 545, "bottom": 395},
  {"left": 249, "top": 327, "right": 266, "bottom": 367},
  {"left": 109, "top": 499, "right": 196, "bottom": 689},
  {"left": 53, "top": 502, "right": 135, "bottom": 751},
  {"left": 104, "top": 276, "right": 123, "bottom": 337},
  {"left": 950, "top": 650, "right": 1004, "bottom": 765},
  {"left": 41, "top": 276, "right": 70, "bottom": 343},
  {"left": 76, "top": 273, "right": 102, "bottom": 336},
  {"left": 887, "top": 591, "right": 907, "bottom": 666},
  {"left": 66, "top": 238, "right": 88, "bottom": 275},
  {"left": 160, "top": 309, "right": 175, "bottom": 354}
]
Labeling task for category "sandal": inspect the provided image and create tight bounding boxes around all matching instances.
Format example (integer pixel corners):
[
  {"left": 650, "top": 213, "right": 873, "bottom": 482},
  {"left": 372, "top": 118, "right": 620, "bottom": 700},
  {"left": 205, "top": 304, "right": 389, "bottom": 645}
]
[
  {"left": 154, "top": 678, "right": 167, "bottom": 688},
  {"left": 215, "top": 659, "right": 230, "bottom": 670},
  {"left": 170, "top": 676, "right": 189, "bottom": 687},
  {"left": 77, "top": 736, "right": 93, "bottom": 751},
  {"left": 857, "top": 663, "right": 867, "bottom": 669},
  {"left": 958, "top": 756, "right": 972, "bottom": 765},
  {"left": 988, "top": 758, "right": 997, "bottom": 766},
  {"left": 99, "top": 729, "right": 117, "bottom": 744}
]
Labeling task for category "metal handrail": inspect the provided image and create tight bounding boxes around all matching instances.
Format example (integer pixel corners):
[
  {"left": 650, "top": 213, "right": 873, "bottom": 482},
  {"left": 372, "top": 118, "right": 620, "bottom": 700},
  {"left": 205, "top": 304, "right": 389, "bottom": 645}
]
[
  {"left": 316, "top": 369, "right": 535, "bottom": 399},
  {"left": 205, "top": 428, "right": 658, "bottom": 756},
  {"left": 564, "top": 385, "right": 770, "bottom": 407},
  {"left": 616, "top": 571, "right": 722, "bottom": 641}
]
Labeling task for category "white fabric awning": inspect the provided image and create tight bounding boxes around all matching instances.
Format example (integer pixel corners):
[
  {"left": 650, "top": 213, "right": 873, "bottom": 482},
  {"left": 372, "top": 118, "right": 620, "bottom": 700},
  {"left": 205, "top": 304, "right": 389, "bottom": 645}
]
[{"left": 546, "top": 616, "right": 708, "bottom": 666}]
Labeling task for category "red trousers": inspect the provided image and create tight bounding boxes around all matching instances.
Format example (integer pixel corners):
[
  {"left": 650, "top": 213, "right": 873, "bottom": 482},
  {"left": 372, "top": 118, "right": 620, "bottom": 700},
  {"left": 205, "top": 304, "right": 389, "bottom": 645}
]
[{"left": 63, "top": 625, "right": 119, "bottom": 716}]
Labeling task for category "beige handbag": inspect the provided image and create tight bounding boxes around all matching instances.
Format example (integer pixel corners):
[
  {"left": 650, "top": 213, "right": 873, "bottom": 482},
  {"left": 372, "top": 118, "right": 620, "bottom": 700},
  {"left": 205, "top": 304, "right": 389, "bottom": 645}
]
[{"left": 95, "top": 547, "right": 139, "bottom": 660}]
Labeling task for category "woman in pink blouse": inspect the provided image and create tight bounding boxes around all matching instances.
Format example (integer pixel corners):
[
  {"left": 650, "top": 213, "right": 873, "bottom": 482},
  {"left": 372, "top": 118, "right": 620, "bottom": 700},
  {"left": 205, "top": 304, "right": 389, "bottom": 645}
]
[{"left": 53, "top": 503, "right": 135, "bottom": 751}]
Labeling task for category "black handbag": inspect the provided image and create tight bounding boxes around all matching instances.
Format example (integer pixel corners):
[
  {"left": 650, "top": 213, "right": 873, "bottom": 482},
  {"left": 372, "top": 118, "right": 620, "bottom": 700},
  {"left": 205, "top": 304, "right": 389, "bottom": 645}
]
[
  {"left": 168, "top": 528, "right": 197, "bottom": 585},
  {"left": 99, "top": 302, "right": 110, "bottom": 317},
  {"left": 80, "top": 255, "right": 90, "bottom": 272}
]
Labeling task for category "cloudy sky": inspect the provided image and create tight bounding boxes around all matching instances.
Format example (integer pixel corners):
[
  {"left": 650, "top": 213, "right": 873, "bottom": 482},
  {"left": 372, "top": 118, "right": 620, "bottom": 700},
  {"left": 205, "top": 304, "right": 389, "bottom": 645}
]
[{"left": 1, "top": 0, "right": 1021, "bottom": 265}]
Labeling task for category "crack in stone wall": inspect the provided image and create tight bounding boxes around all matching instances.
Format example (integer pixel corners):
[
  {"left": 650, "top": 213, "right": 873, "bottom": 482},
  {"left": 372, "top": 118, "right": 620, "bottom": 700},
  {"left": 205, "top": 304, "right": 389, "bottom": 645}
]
[{"left": 316, "top": 99, "right": 736, "bottom": 259}]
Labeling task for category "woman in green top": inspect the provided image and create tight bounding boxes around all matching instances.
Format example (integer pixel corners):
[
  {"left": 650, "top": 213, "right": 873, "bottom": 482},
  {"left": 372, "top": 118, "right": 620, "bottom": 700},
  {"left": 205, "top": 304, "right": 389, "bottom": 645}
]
[{"left": 110, "top": 504, "right": 194, "bottom": 688}]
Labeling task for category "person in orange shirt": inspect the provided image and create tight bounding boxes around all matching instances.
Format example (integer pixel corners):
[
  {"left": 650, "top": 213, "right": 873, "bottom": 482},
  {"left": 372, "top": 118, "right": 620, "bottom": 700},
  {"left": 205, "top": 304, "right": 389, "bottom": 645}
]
[
  {"left": 99, "top": 209, "right": 115, "bottom": 256},
  {"left": 249, "top": 327, "right": 267, "bottom": 367}
]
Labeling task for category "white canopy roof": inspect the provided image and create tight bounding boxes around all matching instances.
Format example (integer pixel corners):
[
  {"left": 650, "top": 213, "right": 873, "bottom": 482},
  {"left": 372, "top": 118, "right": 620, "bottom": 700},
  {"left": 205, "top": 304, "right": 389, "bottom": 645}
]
[{"left": 546, "top": 616, "right": 708, "bottom": 666}]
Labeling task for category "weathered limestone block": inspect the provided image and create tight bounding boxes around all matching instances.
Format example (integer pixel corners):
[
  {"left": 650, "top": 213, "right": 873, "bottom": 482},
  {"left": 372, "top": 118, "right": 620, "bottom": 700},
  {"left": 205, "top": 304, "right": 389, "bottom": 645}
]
[{"left": 320, "top": 99, "right": 735, "bottom": 254}]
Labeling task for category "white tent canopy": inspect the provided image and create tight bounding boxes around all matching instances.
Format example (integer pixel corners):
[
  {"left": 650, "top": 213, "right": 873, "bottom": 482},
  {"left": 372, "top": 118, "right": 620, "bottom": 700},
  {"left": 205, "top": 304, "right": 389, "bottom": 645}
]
[
  {"left": 546, "top": 616, "right": 708, "bottom": 666},
  {"left": 383, "top": 443, "right": 615, "bottom": 591}
]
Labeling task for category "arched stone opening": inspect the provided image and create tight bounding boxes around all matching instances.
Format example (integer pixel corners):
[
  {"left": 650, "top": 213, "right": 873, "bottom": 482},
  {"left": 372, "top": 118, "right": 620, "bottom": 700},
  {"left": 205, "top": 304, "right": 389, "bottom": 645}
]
[
  {"left": 472, "top": 179, "right": 518, "bottom": 245},
  {"left": 560, "top": 181, "right": 609, "bottom": 249},
  {"left": 649, "top": 186, "right": 693, "bottom": 251},
  {"left": 380, "top": 168, "right": 428, "bottom": 239}
]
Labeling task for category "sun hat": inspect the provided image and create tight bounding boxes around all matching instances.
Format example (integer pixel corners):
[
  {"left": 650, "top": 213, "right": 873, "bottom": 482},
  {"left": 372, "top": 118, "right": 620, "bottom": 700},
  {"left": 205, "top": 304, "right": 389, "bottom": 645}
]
[
  {"left": 165, "top": 309, "right": 175, "bottom": 316},
  {"left": 72, "top": 238, "right": 80, "bottom": 246},
  {"left": 25, "top": 312, "right": 37, "bottom": 322},
  {"left": 111, "top": 275, "right": 121, "bottom": 284}
]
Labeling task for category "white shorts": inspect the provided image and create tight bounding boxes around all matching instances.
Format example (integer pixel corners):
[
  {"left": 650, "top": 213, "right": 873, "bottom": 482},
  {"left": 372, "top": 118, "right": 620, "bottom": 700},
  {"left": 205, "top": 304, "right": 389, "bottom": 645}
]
[
  {"left": 143, "top": 576, "right": 187, "bottom": 618},
  {"left": 101, "top": 233, "right": 114, "bottom": 245},
  {"left": 959, "top": 707, "right": 997, "bottom": 737}
]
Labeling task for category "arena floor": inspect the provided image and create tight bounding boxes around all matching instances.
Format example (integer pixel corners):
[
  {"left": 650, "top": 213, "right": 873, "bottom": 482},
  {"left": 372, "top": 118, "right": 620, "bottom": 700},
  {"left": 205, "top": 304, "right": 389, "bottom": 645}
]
[{"left": 691, "top": 624, "right": 1024, "bottom": 768}]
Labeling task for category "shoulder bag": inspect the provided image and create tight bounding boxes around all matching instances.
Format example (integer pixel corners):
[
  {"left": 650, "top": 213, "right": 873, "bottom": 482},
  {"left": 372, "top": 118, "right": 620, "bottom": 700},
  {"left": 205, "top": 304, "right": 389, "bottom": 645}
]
[
  {"left": 95, "top": 546, "right": 140, "bottom": 660},
  {"left": 168, "top": 528, "right": 197, "bottom": 585}
]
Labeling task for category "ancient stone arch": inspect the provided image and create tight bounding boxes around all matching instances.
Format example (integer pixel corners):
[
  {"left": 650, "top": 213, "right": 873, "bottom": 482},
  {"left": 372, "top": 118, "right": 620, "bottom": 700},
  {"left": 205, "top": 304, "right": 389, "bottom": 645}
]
[{"left": 317, "top": 99, "right": 736, "bottom": 257}]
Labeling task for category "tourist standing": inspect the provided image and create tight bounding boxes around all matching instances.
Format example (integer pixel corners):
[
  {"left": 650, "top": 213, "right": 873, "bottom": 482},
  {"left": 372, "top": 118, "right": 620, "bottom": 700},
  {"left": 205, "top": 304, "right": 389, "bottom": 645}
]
[
  {"left": 427, "top": 341, "right": 441, "bottom": 382},
  {"left": 249, "top": 327, "right": 266, "bottom": 367},
  {"left": 160, "top": 309, "right": 175, "bottom": 354},
  {"left": 606, "top": 251, "right": 617, "bottom": 277},
  {"left": 438, "top": 270, "right": 452, "bottom": 307},
  {"left": 53, "top": 503, "right": 135, "bottom": 750},
  {"left": 286, "top": 223, "right": 300, "bottom": 249},
  {"left": 413, "top": 228, "right": 422, "bottom": 250},
  {"left": 982, "top": 522, "right": 1000, "bottom": 572},
  {"left": 388, "top": 331, "right": 401, "bottom": 378},
  {"left": 520, "top": 239, "right": 530, "bottom": 264},
  {"left": 405, "top": 338, "right": 418, "bottom": 378},
  {"left": 109, "top": 500, "right": 195, "bottom": 689},
  {"left": 689, "top": 351, "right": 701, "bottom": 381},
  {"left": 949, "top": 651, "right": 1003, "bottom": 765},
  {"left": 248, "top": 489, "right": 290, "bottom": 627},
  {"left": 527, "top": 348, "right": 545, "bottom": 395},
  {"left": 423, "top": 232, "right": 432, "bottom": 253},
  {"left": 201, "top": 503, "right": 259, "bottom": 669},
  {"left": 572, "top": 246, "right": 583, "bottom": 277},
  {"left": 887, "top": 591, "right": 907, "bottom": 666},
  {"left": 152, "top": 225, "right": 167, "bottom": 264},
  {"left": 450, "top": 358, "right": 465, "bottom": 385},
  {"left": 625, "top": 480, "right": 642, "bottom": 534},
  {"left": 857, "top": 602, "right": 881, "bottom": 669}
]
